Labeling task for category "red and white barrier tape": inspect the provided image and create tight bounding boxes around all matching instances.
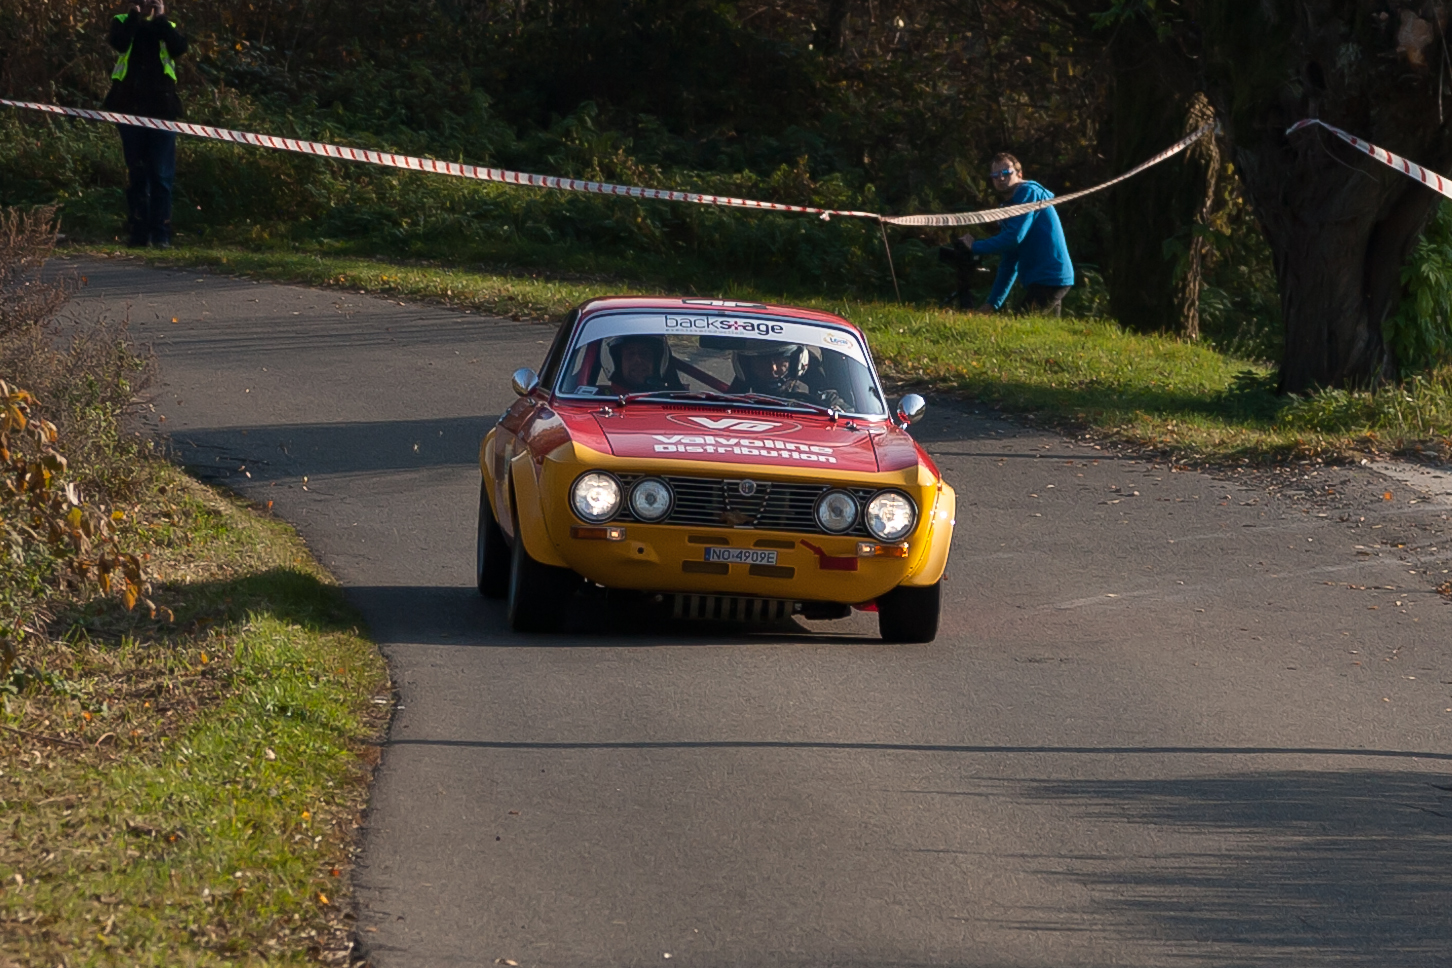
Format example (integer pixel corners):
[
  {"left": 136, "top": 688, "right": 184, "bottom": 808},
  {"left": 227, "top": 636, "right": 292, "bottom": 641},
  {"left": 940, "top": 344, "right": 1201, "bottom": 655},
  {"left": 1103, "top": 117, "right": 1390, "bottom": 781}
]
[
  {"left": 2, "top": 98, "right": 1212, "bottom": 228},
  {"left": 882, "top": 123, "right": 1215, "bottom": 227},
  {"left": 1286, "top": 118, "right": 1452, "bottom": 200},
  {"left": 0, "top": 99, "right": 881, "bottom": 221}
]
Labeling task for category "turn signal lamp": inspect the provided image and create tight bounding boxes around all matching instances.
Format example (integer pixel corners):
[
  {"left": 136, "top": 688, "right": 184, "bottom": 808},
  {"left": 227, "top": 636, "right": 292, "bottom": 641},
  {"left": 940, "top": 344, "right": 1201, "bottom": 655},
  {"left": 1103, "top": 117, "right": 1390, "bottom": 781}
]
[
  {"left": 571, "top": 525, "right": 627, "bottom": 541},
  {"left": 857, "top": 541, "right": 910, "bottom": 558}
]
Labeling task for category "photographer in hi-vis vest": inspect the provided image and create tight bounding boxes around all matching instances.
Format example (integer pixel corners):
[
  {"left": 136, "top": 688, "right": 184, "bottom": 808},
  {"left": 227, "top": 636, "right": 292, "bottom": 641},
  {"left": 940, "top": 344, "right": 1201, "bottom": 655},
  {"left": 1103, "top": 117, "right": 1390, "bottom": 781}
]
[{"left": 102, "top": 2, "right": 188, "bottom": 248}]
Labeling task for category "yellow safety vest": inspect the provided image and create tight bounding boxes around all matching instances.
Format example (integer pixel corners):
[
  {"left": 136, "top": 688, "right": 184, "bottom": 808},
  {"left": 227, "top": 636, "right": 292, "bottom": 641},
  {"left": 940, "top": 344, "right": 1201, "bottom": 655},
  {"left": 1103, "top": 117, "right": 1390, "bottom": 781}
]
[{"left": 110, "top": 13, "right": 178, "bottom": 83}]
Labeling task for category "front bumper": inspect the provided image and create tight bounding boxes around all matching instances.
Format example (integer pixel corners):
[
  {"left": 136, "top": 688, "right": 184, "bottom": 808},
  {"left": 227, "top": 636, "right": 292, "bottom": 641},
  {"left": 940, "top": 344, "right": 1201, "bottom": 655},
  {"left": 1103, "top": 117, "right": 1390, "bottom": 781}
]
[
  {"left": 524, "top": 447, "right": 955, "bottom": 603},
  {"left": 559, "top": 525, "right": 920, "bottom": 601}
]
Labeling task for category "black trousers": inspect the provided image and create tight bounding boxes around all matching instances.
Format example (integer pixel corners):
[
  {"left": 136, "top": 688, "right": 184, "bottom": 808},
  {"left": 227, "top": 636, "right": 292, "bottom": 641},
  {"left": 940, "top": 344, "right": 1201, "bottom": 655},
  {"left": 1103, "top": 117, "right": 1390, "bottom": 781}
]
[
  {"left": 1023, "top": 284, "right": 1071, "bottom": 317},
  {"left": 117, "top": 125, "right": 177, "bottom": 246}
]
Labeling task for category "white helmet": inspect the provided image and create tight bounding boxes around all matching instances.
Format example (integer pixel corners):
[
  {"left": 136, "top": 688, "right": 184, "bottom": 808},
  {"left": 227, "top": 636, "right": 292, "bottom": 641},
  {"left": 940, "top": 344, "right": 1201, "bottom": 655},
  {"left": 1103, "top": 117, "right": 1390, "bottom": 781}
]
[{"left": 732, "top": 342, "right": 809, "bottom": 391}]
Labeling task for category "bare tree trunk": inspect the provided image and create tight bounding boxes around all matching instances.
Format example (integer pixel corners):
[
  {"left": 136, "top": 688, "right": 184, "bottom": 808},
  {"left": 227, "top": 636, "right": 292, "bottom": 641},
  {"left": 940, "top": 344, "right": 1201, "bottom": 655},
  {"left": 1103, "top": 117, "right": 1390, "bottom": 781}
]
[
  {"left": 1238, "top": 132, "right": 1439, "bottom": 391},
  {"left": 813, "top": 0, "right": 850, "bottom": 55},
  {"left": 1172, "top": 94, "right": 1220, "bottom": 341},
  {"left": 1105, "top": 24, "right": 1218, "bottom": 337},
  {"left": 1054, "top": 0, "right": 1452, "bottom": 390},
  {"left": 1198, "top": 0, "right": 1452, "bottom": 393}
]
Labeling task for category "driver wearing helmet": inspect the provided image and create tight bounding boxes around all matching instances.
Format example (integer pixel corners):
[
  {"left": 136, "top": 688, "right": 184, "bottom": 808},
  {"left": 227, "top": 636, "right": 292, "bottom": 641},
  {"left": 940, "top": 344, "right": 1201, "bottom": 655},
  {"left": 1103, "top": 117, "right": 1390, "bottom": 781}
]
[
  {"left": 608, "top": 334, "right": 682, "bottom": 394},
  {"left": 730, "top": 342, "right": 847, "bottom": 409}
]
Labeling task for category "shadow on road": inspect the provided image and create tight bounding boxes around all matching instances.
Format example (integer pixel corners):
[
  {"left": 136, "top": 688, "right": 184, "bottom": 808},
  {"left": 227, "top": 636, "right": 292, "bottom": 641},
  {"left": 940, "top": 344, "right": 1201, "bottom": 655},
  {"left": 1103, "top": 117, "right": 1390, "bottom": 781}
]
[
  {"left": 346, "top": 584, "right": 882, "bottom": 648},
  {"left": 990, "top": 769, "right": 1452, "bottom": 964},
  {"left": 382, "top": 738, "right": 1452, "bottom": 762},
  {"left": 164, "top": 415, "right": 494, "bottom": 482},
  {"left": 162, "top": 397, "right": 1056, "bottom": 487}
]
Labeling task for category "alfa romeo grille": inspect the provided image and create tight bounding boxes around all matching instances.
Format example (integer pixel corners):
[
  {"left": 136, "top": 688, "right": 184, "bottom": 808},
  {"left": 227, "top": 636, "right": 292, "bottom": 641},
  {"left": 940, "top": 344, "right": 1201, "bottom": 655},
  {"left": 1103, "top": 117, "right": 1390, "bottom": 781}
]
[{"left": 615, "top": 473, "right": 876, "bottom": 537}]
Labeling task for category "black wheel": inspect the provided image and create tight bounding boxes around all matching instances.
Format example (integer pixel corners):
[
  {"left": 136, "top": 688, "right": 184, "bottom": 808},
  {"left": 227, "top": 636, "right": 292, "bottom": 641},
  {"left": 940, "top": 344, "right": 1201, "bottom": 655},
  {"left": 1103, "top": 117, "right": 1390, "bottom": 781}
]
[
  {"left": 476, "top": 480, "right": 510, "bottom": 599},
  {"left": 877, "top": 582, "right": 941, "bottom": 643},
  {"left": 506, "top": 523, "right": 576, "bottom": 632}
]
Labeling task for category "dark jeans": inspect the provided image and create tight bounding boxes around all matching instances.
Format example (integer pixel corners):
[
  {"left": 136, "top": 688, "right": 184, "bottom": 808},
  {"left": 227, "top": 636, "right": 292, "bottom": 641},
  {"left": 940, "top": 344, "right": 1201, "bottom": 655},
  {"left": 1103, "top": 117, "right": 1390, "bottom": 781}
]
[
  {"left": 1023, "top": 283, "right": 1071, "bottom": 317},
  {"left": 117, "top": 125, "right": 176, "bottom": 246}
]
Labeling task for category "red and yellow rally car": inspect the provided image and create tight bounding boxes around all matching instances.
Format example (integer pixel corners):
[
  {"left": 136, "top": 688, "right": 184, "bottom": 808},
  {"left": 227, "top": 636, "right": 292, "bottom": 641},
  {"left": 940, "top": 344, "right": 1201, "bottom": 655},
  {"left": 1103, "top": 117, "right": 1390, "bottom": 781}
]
[{"left": 477, "top": 297, "right": 956, "bottom": 641}]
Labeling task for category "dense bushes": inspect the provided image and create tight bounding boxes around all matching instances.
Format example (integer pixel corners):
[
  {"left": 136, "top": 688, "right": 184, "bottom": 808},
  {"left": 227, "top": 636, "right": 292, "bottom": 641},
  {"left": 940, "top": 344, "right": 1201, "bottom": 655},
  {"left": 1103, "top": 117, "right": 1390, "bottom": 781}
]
[
  {"left": 0, "top": 206, "right": 155, "bottom": 680},
  {"left": 0, "top": 0, "right": 1144, "bottom": 306},
  {"left": 11, "top": 0, "right": 1452, "bottom": 369},
  {"left": 1389, "top": 202, "right": 1452, "bottom": 372}
]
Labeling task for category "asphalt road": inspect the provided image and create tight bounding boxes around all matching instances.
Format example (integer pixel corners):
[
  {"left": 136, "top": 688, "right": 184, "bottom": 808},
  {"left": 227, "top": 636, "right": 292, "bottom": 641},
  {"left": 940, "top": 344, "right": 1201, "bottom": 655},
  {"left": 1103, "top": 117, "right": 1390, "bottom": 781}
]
[{"left": 69, "top": 257, "right": 1452, "bottom": 967}]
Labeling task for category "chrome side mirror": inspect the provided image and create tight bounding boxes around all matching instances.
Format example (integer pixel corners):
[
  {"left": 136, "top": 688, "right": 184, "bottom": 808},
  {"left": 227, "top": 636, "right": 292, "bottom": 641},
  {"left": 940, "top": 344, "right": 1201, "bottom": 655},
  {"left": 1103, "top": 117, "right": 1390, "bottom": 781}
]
[
  {"left": 511, "top": 367, "right": 539, "bottom": 397},
  {"left": 896, "top": 393, "right": 926, "bottom": 425}
]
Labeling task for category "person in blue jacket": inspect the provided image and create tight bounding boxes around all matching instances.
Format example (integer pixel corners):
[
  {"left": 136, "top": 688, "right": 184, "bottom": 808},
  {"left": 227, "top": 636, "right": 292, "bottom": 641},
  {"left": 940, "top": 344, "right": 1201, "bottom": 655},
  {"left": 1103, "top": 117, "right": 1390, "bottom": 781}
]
[{"left": 962, "top": 153, "right": 1075, "bottom": 316}]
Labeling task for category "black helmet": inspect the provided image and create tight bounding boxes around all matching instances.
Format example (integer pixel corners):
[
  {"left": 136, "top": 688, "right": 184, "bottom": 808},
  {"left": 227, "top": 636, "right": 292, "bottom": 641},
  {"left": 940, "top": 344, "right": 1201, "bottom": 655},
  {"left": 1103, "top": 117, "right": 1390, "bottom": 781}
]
[{"left": 607, "top": 335, "right": 672, "bottom": 385}]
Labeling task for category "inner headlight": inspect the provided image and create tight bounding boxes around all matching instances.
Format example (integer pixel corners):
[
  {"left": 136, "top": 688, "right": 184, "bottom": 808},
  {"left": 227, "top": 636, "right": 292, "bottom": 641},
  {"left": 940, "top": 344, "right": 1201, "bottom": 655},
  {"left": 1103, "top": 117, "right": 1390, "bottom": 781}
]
[
  {"left": 571, "top": 471, "right": 622, "bottom": 523},
  {"left": 866, "top": 490, "right": 917, "bottom": 542},
  {"left": 815, "top": 489, "right": 859, "bottom": 534},
  {"left": 630, "top": 478, "right": 673, "bottom": 521}
]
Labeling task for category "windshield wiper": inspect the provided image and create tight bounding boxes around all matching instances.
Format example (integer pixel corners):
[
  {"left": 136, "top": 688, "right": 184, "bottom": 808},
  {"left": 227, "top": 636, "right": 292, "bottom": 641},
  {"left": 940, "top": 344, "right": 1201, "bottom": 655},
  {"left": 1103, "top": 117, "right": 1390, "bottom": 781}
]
[
  {"left": 619, "top": 390, "right": 739, "bottom": 405},
  {"left": 730, "top": 392, "right": 839, "bottom": 418},
  {"left": 620, "top": 389, "right": 838, "bottom": 417}
]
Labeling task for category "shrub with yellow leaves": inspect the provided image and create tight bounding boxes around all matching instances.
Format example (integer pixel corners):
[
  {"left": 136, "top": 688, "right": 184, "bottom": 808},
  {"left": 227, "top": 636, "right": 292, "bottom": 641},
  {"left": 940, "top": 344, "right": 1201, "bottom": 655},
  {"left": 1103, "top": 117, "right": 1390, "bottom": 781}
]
[{"left": 0, "top": 379, "right": 160, "bottom": 676}]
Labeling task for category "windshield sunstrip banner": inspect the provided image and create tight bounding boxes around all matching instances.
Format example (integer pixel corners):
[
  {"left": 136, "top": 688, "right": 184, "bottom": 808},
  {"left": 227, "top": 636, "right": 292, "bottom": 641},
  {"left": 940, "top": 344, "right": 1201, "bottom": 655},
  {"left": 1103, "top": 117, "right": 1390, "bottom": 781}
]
[{"left": 569, "top": 313, "right": 872, "bottom": 367}]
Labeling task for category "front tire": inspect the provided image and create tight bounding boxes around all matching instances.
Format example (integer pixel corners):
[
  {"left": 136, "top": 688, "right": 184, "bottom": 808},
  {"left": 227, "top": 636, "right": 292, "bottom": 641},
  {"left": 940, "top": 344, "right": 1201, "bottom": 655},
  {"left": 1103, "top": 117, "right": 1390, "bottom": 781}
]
[
  {"left": 476, "top": 480, "right": 510, "bottom": 599},
  {"left": 506, "top": 524, "right": 576, "bottom": 632},
  {"left": 877, "top": 582, "right": 941, "bottom": 643}
]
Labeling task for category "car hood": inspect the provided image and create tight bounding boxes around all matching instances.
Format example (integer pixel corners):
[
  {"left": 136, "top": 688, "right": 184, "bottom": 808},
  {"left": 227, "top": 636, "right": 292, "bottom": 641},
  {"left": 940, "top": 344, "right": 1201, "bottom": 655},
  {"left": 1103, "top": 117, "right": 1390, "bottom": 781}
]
[{"left": 573, "top": 405, "right": 886, "bottom": 473}]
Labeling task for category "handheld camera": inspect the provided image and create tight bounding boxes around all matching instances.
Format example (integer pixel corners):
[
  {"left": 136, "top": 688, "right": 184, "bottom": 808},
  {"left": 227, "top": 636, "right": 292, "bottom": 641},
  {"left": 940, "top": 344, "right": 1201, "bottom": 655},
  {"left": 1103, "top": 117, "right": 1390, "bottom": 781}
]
[{"left": 937, "top": 239, "right": 984, "bottom": 310}]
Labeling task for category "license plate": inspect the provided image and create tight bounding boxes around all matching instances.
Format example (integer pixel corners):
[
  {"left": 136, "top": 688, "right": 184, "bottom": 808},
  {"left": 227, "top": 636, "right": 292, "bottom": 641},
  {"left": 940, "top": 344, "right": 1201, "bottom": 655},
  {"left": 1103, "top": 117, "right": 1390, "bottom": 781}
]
[{"left": 704, "top": 547, "right": 778, "bottom": 565}]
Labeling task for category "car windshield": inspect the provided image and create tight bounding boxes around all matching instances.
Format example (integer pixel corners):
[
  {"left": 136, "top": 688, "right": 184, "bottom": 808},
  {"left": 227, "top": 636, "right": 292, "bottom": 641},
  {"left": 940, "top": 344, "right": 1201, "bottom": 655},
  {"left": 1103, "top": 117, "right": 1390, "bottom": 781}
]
[{"left": 556, "top": 312, "right": 888, "bottom": 416}]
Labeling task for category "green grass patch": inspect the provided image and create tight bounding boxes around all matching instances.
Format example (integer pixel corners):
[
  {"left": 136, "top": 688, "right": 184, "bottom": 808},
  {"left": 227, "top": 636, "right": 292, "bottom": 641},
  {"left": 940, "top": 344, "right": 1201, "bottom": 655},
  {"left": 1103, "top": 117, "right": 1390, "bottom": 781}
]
[
  {"left": 80, "top": 243, "right": 1452, "bottom": 464},
  {"left": 1, "top": 468, "right": 389, "bottom": 966}
]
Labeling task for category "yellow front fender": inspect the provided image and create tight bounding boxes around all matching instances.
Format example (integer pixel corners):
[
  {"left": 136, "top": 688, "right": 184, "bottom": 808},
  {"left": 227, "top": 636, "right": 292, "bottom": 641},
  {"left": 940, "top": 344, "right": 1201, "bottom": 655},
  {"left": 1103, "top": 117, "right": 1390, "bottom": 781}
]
[
  {"left": 508, "top": 450, "right": 571, "bottom": 568},
  {"left": 903, "top": 483, "right": 955, "bottom": 587}
]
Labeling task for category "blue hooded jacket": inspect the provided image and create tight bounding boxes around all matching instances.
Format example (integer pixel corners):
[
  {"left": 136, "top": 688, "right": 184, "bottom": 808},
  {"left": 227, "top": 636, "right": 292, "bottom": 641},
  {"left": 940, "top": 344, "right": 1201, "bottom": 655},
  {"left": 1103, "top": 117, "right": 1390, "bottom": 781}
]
[{"left": 967, "top": 180, "right": 1075, "bottom": 310}]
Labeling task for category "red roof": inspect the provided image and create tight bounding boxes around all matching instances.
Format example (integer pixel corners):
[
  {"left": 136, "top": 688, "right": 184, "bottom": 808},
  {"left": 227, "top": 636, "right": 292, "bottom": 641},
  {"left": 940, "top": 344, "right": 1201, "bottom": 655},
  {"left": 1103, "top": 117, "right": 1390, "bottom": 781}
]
[{"left": 576, "top": 296, "right": 863, "bottom": 335}]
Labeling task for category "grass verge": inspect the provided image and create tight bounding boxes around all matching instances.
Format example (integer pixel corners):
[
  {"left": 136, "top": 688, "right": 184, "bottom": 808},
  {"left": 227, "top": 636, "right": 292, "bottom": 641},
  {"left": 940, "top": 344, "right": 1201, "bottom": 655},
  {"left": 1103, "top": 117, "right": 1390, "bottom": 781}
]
[
  {"left": 1, "top": 465, "right": 389, "bottom": 967},
  {"left": 75, "top": 243, "right": 1452, "bottom": 464}
]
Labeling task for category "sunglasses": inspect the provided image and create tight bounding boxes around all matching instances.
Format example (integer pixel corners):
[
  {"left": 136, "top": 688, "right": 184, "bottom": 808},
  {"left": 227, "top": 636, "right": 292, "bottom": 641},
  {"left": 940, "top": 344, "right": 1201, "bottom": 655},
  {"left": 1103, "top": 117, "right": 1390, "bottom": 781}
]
[{"left": 990, "top": 169, "right": 1015, "bottom": 180}]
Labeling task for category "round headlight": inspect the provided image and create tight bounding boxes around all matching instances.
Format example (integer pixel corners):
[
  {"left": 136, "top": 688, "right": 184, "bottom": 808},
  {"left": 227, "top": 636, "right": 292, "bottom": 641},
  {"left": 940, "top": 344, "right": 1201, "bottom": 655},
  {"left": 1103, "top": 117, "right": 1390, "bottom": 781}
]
[
  {"left": 630, "top": 478, "right": 673, "bottom": 521},
  {"left": 815, "top": 489, "right": 859, "bottom": 534},
  {"left": 866, "top": 490, "right": 917, "bottom": 542},
  {"left": 571, "top": 472, "right": 622, "bottom": 523}
]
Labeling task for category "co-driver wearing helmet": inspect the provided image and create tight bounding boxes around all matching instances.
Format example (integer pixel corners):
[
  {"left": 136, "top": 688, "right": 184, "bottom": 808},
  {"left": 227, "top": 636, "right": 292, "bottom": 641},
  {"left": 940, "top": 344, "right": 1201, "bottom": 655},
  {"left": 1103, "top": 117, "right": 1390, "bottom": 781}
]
[
  {"left": 608, "top": 335, "right": 682, "bottom": 394},
  {"left": 730, "top": 342, "right": 847, "bottom": 410}
]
